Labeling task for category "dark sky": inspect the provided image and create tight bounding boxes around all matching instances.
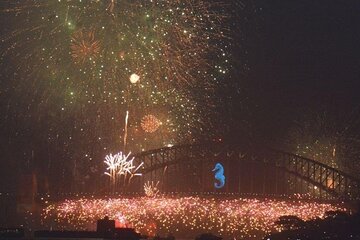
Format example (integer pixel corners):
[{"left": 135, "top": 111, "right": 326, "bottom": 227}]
[{"left": 234, "top": 0, "right": 360, "bottom": 143}]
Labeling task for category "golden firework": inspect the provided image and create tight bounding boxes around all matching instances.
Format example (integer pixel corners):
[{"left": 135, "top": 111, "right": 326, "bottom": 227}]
[
  {"left": 144, "top": 181, "right": 160, "bottom": 197},
  {"left": 141, "top": 115, "right": 161, "bottom": 133},
  {"left": 70, "top": 29, "right": 101, "bottom": 64}
]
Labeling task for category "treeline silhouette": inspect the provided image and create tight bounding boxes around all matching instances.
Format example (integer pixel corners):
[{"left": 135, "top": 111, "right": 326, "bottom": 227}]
[{"left": 264, "top": 210, "right": 360, "bottom": 240}]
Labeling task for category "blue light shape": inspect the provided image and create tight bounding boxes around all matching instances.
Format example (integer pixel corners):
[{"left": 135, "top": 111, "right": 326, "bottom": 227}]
[{"left": 213, "top": 163, "right": 225, "bottom": 189}]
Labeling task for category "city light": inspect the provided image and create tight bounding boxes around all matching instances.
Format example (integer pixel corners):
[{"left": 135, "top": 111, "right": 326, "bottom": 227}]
[{"left": 43, "top": 196, "right": 346, "bottom": 239}]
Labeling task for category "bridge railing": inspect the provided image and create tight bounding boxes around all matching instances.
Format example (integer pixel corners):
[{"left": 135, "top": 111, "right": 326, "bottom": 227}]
[
  {"left": 134, "top": 142, "right": 360, "bottom": 200},
  {"left": 264, "top": 149, "right": 360, "bottom": 200}
]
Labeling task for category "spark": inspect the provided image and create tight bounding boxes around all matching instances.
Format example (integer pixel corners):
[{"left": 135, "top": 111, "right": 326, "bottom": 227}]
[
  {"left": 124, "top": 111, "right": 129, "bottom": 151},
  {"left": 129, "top": 73, "right": 140, "bottom": 84},
  {"left": 107, "top": 0, "right": 115, "bottom": 13}
]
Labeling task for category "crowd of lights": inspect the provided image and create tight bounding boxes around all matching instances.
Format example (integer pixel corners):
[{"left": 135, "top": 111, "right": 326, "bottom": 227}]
[{"left": 42, "top": 196, "right": 346, "bottom": 239}]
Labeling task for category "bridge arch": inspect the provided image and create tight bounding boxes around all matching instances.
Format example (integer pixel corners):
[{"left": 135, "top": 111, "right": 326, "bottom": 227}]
[{"left": 133, "top": 142, "right": 360, "bottom": 200}]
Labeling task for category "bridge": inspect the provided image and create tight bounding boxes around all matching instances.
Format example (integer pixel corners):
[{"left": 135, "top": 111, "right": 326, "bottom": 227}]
[{"left": 133, "top": 142, "right": 360, "bottom": 200}]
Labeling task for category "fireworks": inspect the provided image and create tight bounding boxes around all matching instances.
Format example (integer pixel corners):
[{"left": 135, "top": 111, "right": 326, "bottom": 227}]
[
  {"left": 104, "top": 152, "right": 143, "bottom": 189},
  {"left": 0, "top": 0, "right": 230, "bottom": 184},
  {"left": 286, "top": 108, "right": 360, "bottom": 176},
  {"left": 141, "top": 115, "right": 162, "bottom": 133},
  {"left": 70, "top": 29, "right": 101, "bottom": 64},
  {"left": 144, "top": 181, "right": 160, "bottom": 197},
  {"left": 43, "top": 196, "right": 346, "bottom": 239}
]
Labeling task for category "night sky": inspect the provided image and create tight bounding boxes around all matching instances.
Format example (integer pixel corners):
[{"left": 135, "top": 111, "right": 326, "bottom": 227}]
[
  {"left": 1, "top": 0, "right": 360, "bottom": 192},
  {"left": 241, "top": 0, "right": 360, "bottom": 141}
]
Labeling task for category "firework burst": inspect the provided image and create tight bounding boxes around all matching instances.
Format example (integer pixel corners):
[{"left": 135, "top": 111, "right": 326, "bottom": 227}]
[
  {"left": 144, "top": 181, "right": 160, "bottom": 197},
  {"left": 141, "top": 115, "right": 162, "bottom": 133},
  {"left": 104, "top": 151, "right": 143, "bottom": 190},
  {"left": 70, "top": 29, "right": 101, "bottom": 64}
]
